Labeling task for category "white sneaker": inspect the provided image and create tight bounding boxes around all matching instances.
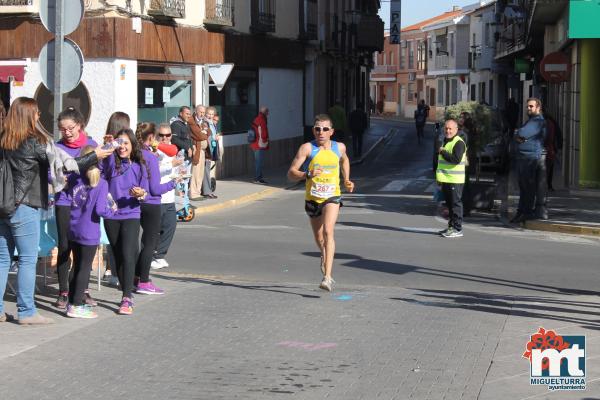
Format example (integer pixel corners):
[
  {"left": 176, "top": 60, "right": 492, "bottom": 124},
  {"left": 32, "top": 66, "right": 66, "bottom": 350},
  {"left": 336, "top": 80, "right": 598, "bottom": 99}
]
[
  {"left": 151, "top": 259, "right": 165, "bottom": 270},
  {"left": 157, "top": 258, "right": 169, "bottom": 268}
]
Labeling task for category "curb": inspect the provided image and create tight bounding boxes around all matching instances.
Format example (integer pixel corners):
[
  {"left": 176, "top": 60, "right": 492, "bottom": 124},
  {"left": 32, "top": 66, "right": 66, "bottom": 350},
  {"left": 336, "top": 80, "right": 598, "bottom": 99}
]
[
  {"left": 351, "top": 128, "right": 396, "bottom": 166},
  {"left": 523, "top": 220, "right": 600, "bottom": 237},
  {"left": 192, "top": 187, "right": 282, "bottom": 215}
]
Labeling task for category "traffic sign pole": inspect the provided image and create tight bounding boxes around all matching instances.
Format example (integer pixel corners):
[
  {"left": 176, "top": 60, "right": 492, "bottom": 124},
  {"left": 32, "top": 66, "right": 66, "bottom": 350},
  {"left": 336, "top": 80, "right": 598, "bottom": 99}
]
[{"left": 53, "top": 0, "right": 63, "bottom": 140}]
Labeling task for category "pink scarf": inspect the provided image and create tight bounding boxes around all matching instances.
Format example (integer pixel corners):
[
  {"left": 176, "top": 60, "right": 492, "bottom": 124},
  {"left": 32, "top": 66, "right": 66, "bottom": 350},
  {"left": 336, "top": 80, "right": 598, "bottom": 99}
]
[{"left": 63, "top": 130, "right": 88, "bottom": 149}]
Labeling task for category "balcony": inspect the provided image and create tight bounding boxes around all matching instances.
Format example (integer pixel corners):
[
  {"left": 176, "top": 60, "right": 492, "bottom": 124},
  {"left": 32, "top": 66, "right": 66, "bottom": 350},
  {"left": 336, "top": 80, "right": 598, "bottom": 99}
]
[
  {"left": 0, "top": 0, "right": 35, "bottom": 13},
  {"left": 435, "top": 54, "right": 449, "bottom": 69},
  {"left": 356, "top": 14, "right": 384, "bottom": 52},
  {"left": 299, "top": 0, "right": 317, "bottom": 41},
  {"left": 371, "top": 65, "right": 398, "bottom": 74},
  {"left": 148, "top": 0, "right": 185, "bottom": 19},
  {"left": 204, "top": 0, "right": 233, "bottom": 26},
  {"left": 495, "top": 22, "right": 526, "bottom": 59},
  {"left": 251, "top": 0, "right": 276, "bottom": 33}
]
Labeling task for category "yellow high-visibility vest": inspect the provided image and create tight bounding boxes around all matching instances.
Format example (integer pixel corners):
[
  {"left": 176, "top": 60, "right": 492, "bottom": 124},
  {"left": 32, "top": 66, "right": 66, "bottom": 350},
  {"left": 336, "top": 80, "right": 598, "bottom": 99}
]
[{"left": 436, "top": 135, "right": 466, "bottom": 184}]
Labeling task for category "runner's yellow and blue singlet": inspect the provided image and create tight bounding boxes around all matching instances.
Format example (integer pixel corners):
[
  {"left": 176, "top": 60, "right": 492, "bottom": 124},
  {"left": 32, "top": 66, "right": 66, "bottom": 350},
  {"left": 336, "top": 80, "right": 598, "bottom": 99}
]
[{"left": 304, "top": 140, "right": 342, "bottom": 203}]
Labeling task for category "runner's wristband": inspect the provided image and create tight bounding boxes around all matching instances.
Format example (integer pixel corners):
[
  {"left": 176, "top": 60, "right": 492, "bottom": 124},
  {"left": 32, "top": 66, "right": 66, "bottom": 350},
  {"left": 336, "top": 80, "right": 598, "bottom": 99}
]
[{"left": 306, "top": 171, "right": 312, "bottom": 179}]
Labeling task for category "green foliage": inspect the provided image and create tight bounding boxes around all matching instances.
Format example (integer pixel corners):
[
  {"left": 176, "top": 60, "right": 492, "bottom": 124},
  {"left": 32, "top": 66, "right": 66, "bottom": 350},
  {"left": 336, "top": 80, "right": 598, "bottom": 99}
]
[{"left": 443, "top": 101, "right": 492, "bottom": 152}]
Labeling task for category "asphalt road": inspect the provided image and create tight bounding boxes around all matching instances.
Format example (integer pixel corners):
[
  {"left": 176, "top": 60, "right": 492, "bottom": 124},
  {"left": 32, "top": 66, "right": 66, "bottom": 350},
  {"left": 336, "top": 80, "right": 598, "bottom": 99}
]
[{"left": 1, "top": 120, "right": 599, "bottom": 400}]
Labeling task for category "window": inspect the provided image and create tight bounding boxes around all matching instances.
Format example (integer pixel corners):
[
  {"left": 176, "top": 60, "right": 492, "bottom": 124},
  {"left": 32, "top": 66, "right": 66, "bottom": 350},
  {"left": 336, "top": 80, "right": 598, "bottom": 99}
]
[
  {"left": 429, "top": 87, "right": 436, "bottom": 106},
  {"left": 428, "top": 37, "right": 432, "bottom": 59},
  {"left": 489, "top": 79, "right": 494, "bottom": 106},
  {"left": 389, "top": 51, "right": 394, "bottom": 65},
  {"left": 437, "top": 80, "right": 444, "bottom": 105},
  {"left": 417, "top": 41, "right": 427, "bottom": 71},
  {"left": 470, "top": 84, "right": 476, "bottom": 101},
  {"left": 408, "top": 41, "right": 414, "bottom": 69},
  {"left": 137, "top": 64, "right": 194, "bottom": 125},
  {"left": 400, "top": 46, "right": 406, "bottom": 69},
  {"left": 451, "top": 79, "right": 458, "bottom": 104},
  {"left": 383, "top": 52, "right": 387, "bottom": 65},
  {"left": 449, "top": 32, "right": 455, "bottom": 57},
  {"left": 407, "top": 82, "right": 415, "bottom": 102},
  {"left": 479, "top": 81, "right": 486, "bottom": 103},
  {"left": 209, "top": 69, "right": 258, "bottom": 134}
]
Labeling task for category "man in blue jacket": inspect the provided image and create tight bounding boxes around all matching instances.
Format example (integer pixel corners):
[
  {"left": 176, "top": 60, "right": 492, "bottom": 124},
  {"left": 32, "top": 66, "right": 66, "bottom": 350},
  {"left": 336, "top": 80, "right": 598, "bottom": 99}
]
[{"left": 511, "top": 98, "right": 547, "bottom": 223}]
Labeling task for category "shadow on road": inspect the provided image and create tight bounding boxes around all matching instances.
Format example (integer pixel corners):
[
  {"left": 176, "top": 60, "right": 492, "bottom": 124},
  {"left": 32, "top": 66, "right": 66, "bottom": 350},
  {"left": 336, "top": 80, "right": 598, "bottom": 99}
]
[
  {"left": 302, "top": 251, "right": 600, "bottom": 299},
  {"left": 155, "top": 273, "right": 322, "bottom": 299},
  {"left": 390, "top": 289, "right": 600, "bottom": 330}
]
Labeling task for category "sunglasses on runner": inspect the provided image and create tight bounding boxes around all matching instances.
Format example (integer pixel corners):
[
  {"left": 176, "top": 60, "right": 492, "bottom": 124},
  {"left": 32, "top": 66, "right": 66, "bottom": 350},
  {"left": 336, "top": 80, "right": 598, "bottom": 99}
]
[
  {"left": 158, "top": 133, "right": 172, "bottom": 137},
  {"left": 313, "top": 127, "right": 331, "bottom": 132}
]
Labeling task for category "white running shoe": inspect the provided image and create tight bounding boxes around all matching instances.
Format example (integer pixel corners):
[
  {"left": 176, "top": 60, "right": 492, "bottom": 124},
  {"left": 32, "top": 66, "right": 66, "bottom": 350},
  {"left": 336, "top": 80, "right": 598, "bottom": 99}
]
[
  {"left": 157, "top": 258, "right": 169, "bottom": 268},
  {"left": 150, "top": 259, "right": 164, "bottom": 270}
]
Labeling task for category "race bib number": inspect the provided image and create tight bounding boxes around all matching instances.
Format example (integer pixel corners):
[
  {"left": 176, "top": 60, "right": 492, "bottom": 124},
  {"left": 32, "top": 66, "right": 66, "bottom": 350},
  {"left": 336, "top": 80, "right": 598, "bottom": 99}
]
[{"left": 310, "top": 182, "right": 336, "bottom": 199}]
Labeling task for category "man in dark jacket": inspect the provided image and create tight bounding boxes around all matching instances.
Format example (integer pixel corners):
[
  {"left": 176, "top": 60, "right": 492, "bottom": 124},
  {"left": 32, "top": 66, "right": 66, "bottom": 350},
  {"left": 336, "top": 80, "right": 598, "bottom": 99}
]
[
  {"left": 349, "top": 105, "right": 368, "bottom": 158},
  {"left": 414, "top": 100, "right": 429, "bottom": 144},
  {"left": 170, "top": 106, "right": 193, "bottom": 161},
  {"left": 511, "top": 98, "right": 547, "bottom": 223}
]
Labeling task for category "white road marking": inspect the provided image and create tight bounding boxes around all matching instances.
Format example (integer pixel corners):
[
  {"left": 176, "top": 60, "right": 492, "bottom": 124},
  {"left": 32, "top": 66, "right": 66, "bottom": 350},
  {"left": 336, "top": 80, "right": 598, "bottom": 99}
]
[{"left": 379, "top": 180, "right": 410, "bottom": 192}]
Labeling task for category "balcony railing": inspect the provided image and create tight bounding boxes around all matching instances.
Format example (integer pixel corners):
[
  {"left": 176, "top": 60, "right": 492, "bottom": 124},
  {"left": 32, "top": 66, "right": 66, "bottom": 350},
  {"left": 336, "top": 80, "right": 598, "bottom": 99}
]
[
  {"left": 371, "top": 65, "right": 398, "bottom": 74},
  {"left": 495, "top": 22, "right": 526, "bottom": 58},
  {"left": 204, "top": 0, "right": 233, "bottom": 26},
  {"left": 148, "top": 0, "right": 185, "bottom": 19},
  {"left": 0, "top": 0, "right": 35, "bottom": 13},
  {"left": 299, "top": 0, "right": 318, "bottom": 40},
  {"left": 251, "top": 0, "right": 276, "bottom": 33},
  {"left": 435, "top": 54, "right": 449, "bottom": 69}
]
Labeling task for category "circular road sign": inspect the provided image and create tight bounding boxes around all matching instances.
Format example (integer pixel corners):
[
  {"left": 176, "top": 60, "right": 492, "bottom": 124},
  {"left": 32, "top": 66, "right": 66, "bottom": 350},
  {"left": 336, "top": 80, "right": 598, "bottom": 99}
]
[
  {"left": 540, "top": 52, "right": 571, "bottom": 83},
  {"left": 39, "top": 38, "right": 85, "bottom": 93},
  {"left": 40, "top": 0, "right": 85, "bottom": 36}
]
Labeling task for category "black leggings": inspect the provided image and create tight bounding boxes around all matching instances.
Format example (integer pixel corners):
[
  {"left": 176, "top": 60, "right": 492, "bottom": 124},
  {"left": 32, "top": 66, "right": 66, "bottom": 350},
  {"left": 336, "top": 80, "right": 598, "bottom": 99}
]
[
  {"left": 136, "top": 203, "right": 162, "bottom": 283},
  {"left": 68, "top": 243, "right": 96, "bottom": 306},
  {"left": 104, "top": 218, "right": 140, "bottom": 298},
  {"left": 55, "top": 205, "right": 73, "bottom": 292}
]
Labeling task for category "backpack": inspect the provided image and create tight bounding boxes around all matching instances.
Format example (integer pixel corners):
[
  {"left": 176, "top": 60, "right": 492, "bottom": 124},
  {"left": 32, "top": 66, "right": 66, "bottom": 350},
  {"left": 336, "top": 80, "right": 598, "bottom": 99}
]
[
  {"left": 247, "top": 127, "right": 256, "bottom": 143},
  {"left": 0, "top": 151, "right": 16, "bottom": 218},
  {"left": 415, "top": 108, "right": 426, "bottom": 124}
]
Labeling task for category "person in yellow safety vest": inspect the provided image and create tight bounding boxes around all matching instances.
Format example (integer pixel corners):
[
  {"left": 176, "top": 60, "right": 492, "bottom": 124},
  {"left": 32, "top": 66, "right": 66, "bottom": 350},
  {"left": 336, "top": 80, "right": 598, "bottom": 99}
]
[{"left": 436, "top": 119, "right": 467, "bottom": 238}]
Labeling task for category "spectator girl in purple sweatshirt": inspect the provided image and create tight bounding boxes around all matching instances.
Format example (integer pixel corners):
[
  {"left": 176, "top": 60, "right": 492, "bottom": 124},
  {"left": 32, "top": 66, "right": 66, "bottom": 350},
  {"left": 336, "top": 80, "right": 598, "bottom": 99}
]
[
  {"left": 54, "top": 107, "right": 99, "bottom": 310},
  {"left": 134, "top": 122, "right": 177, "bottom": 295},
  {"left": 102, "top": 128, "right": 147, "bottom": 315},
  {"left": 65, "top": 146, "right": 116, "bottom": 319}
]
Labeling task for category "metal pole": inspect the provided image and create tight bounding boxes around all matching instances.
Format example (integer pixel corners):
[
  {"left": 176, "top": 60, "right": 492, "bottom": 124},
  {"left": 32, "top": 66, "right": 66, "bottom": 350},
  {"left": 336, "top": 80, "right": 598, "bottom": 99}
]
[
  {"left": 53, "top": 0, "right": 64, "bottom": 141},
  {"left": 203, "top": 66, "right": 210, "bottom": 106}
]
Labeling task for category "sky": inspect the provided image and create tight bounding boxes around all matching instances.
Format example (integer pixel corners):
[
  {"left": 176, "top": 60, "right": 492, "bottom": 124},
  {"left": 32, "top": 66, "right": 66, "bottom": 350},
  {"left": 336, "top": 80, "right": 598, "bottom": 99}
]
[{"left": 378, "top": 0, "right": 481, "bottom": 30}]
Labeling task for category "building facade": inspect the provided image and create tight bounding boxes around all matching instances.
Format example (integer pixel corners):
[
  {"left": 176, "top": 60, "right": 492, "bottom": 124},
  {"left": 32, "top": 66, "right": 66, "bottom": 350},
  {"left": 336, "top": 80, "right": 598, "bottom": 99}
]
[{"left": 0, "top": 0, "right": 383, "bottom": 178}]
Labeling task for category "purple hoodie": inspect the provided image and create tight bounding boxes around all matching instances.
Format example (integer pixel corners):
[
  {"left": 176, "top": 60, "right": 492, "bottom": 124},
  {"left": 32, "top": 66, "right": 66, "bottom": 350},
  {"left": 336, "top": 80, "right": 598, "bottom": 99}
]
[
  {"left": 68, "top": 175, "right": 114, "bottom": 246},
  {"left": 55, "top": 136, "right": 98, "bottom": 207},
  {"left": 141, "top": 149, "right": 175, "bottom": 205},
  {"left": 102, "top": 154, "right": 144, "bottom": 220}
]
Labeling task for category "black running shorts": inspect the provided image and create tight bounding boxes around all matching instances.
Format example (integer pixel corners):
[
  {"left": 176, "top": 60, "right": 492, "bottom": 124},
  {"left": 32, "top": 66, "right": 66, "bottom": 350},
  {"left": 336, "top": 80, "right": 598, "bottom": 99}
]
[{"left": 304, "top": 196, "right": 343, "bottom": 218}]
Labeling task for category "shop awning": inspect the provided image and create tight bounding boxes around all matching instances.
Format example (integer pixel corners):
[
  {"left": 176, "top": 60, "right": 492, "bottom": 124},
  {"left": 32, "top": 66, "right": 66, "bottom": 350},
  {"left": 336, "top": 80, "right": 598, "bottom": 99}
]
[{"left": 0, "top": 66, "right": 25, "bottom": 83}]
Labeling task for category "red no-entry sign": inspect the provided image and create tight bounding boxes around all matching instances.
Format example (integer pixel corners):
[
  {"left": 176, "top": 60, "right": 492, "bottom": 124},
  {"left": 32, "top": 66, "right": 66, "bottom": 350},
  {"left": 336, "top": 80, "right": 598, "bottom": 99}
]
[{"left": 540, "top": 52, "right": 571, "bottom": 83}]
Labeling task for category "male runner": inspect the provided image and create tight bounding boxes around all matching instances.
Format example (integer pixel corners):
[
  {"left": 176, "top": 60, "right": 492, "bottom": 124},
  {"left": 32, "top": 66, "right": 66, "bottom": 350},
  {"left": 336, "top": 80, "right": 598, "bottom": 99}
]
[{"left": 288, "top": 114, "right": 354, "bottom": 291}]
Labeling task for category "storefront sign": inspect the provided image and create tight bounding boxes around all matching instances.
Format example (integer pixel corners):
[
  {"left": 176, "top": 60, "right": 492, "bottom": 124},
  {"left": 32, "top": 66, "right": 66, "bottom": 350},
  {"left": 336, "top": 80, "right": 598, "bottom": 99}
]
[
  {"left": 540, "top": 52, "right": 571, "bottom": 83},
  {"left": 389, "top": 0, "right": 401, "bottom": 45},
  {"left": 570, "top": 0, "right": 600, "bottom": 38},
  {"left": 145, "top": 88, "right": 153, "bottom": 105}
]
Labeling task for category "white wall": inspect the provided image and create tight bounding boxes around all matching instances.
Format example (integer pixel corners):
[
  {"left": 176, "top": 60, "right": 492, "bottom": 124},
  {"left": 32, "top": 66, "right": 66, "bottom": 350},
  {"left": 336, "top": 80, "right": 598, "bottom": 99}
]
[
  {"left": 258, "top": 68, "right": 303, "bottom": 140},
  {"left": 11, "top": 58, "right": 137, "bottom": 143}
]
